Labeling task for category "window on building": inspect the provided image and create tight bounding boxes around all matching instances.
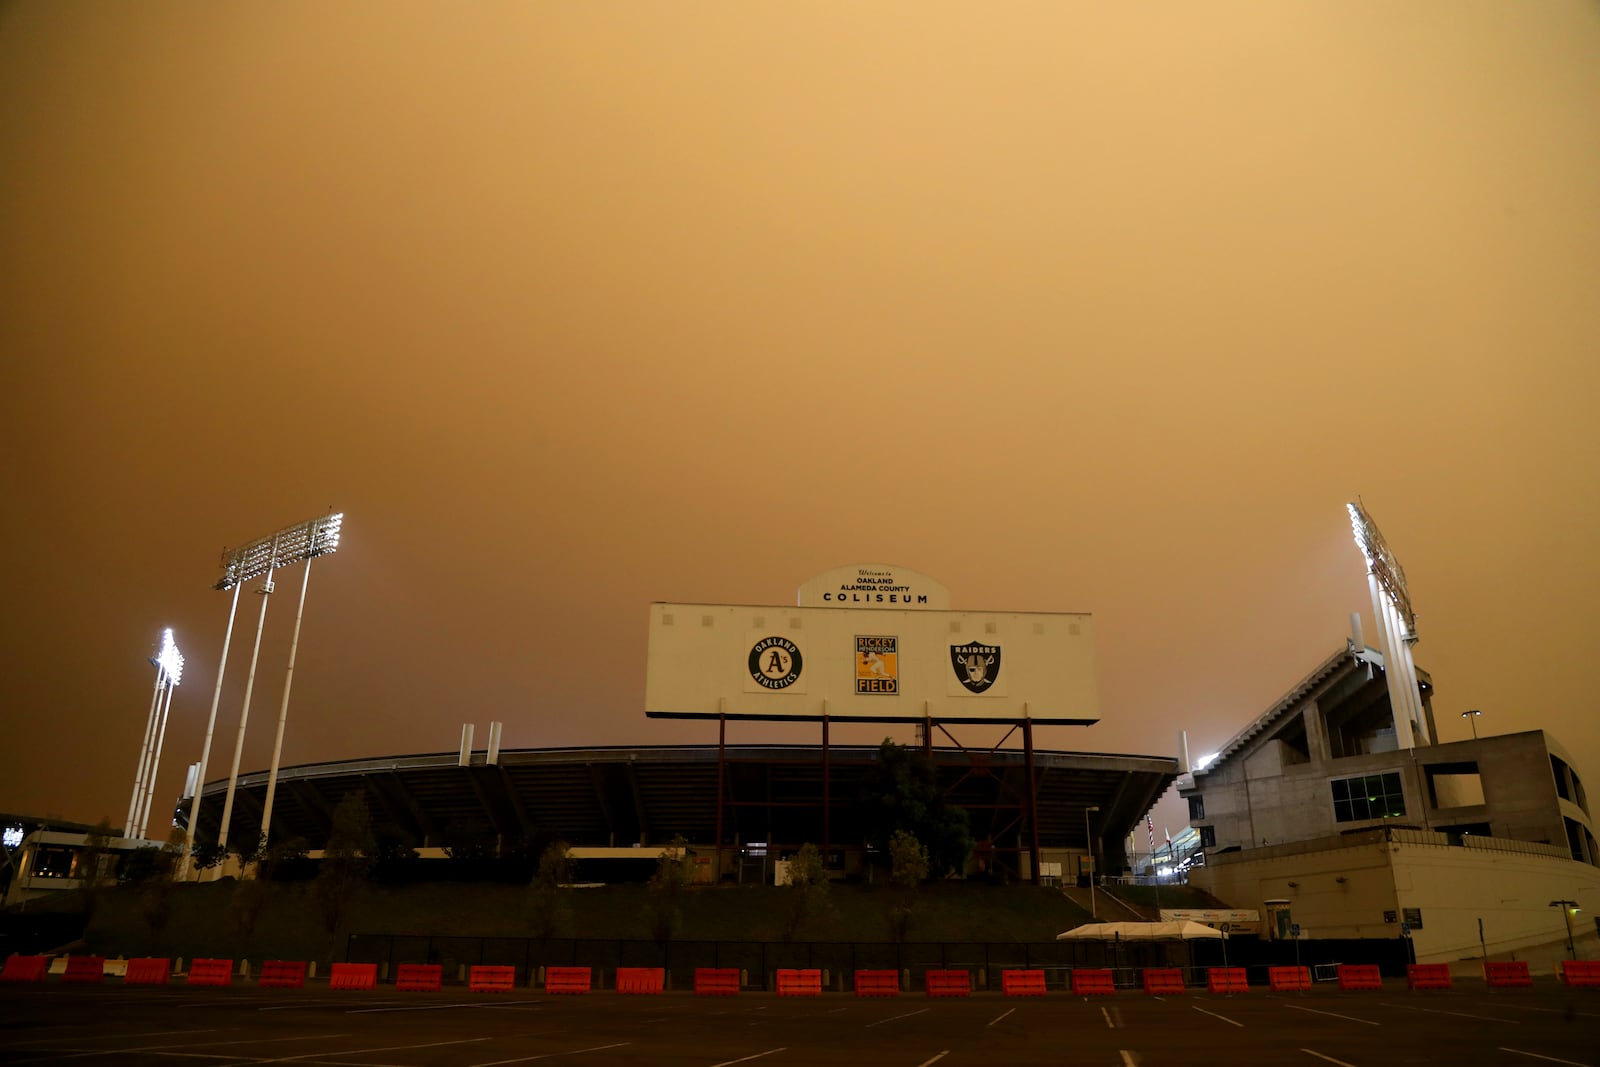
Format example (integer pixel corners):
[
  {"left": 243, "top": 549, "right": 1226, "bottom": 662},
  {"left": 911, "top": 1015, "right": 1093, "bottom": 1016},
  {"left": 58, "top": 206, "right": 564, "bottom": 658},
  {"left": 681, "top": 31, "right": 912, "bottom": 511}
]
[
  {"left": 1425, "top": 762, "right": 1484, "bottom": 808},
  {"left": 1188, "top": 795, "right": 1205, "bottom": 821},
  {"left": 1330, "top": 772, "right": 1406, "bottom": 823},
  {"left": 1198, "top": 826, "right": 1216, "bottom": 848}
]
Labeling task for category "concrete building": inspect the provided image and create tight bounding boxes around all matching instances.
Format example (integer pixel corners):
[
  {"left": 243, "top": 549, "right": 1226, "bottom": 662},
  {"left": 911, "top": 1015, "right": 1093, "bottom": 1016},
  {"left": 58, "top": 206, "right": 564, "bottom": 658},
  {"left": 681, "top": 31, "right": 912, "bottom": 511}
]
[{"left": 1178, "top": 642, "right": 1599, "bottom": 964}]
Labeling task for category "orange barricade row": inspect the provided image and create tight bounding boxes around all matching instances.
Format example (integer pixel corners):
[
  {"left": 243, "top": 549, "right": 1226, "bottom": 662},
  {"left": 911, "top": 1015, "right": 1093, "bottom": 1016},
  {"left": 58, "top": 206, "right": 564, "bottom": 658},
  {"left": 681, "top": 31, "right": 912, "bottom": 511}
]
[
  {"left": 1484, "top": 961, "right": 1533, "bottom": 989},
  {"left": 925, "top": 970, "right": 971, "bottom": 998},
  {"left": 469, "top": 965, "right": 517, "bottom": 993},
  {"left": 1406, "top": 964, "right": 1452, "bottom": 990},
  {"left": 1141, "top": 968, "right": 1185, "bottom": 995},
  {"left": 1, "top": 956, "right": 49, "bottom": 984},
  {"left": 187, "top": 959, "right": 234, "bottom": 987},
  {"left": 545, "top": 966, "right": 592, "bottom": 994},
  {"left": 616, "top": 967, "right": 664, "bottom": 994},
  {"left": 1337, "top": 964, "right": 1382, "bottom": 991},
  {"left": 1560, "top": 960, "right": 1600, "bottom": 988},
  {"left": 776, "top": 969, "right": 822, "bottom": 996},
  {"left": 1268, "top": 966, "right": 1311, "bottom": 992},
  {"left": 694, "top": 968, "right": 740, "bottom": 996},
  {"left": 330, "top": 963, "right": 378, "bottom": 991},
  {"left": 259, "top": 960, "right": 308, "bottom": 989},
  {"left": 396, "top": 963, "right": 443, "bottom": 992},
  {"left": 1207, "top": 967, "right": 1249, "bottom": 993},
  {"left": 1070, "top": 969, "right": 1117, "bottom": 996},
  {"left": 125, "top": 958, "right": 171, "bottom": 985},
  {"left": 1001, "top": 969, "right": 1047, "bottom": 997},
  {"left": 854, "top": 970, "right": 901, "bottom": 997},
  {"left": 63, "top": 956, "right": 106, "bottom": 984}
]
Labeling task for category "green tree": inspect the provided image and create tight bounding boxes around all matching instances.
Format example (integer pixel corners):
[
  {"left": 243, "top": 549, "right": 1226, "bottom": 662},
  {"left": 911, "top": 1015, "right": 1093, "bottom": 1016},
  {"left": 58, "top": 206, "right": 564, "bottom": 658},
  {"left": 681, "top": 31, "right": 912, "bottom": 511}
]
[
  {"left": 526, "top": 840, "right": 575, "bottom": 939},
  {"left": 644, "top": 836, "right": 692, "bottom": 947},
  {"left": 783, "top": 843, "right": 831, "bottom": 940},
  {"left": 310, "top": 793, "right": 376, "bottom": 952},
  {"left": 858, "top": 739, "right": 973, "bottom": 877},
  {"left": 886, "top": 830, "right": 929, "bottom": 941}
]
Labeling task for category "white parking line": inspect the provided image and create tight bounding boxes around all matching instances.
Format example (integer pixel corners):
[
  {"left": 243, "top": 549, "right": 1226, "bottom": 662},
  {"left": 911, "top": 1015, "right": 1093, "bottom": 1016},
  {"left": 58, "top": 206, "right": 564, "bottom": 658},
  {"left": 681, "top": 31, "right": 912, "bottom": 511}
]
[
  {"left": 866, "top": 1008, "right": 929, "bottom": 1028},
  {"left": 222, "top": 1037, "right": 492, "bottom": 1064},
  {"left": 347, "top": 1001, "right": 536, "bottom": 1014},
  {"left": 915, "top": 1054, "right": 949, "bottom": 1067},
  {"left": 707, "top": 1048, "right": 786, "bottom": 1067},
  {"left": 0, "top": 1029, "right": 220, "bottom": 1047},
  {"left": 1499, "top": 1049, "right": 1595, "bottom": 1067},
  {"left": 1284, "top": 1004, "right": 1379, "bottom": 1027},
  {"left": 1120, "top": 1053, "right": 1141, "bottom": 1067},
  {"left": 1101, "top": 1007, "right": 1115, "bottom": 1029},
  {"left": 1383, "top": 1002, "right": 1519, "bottom": 1024},
  {"left": 5, "top": 1032, "right": 349, "bottom": 1064},
  {"left": 987, "top": 1007, "right": 1015, "bottom": 1028},
  {"left": 467, "top": 1041, "right": 631, "bottom": 1066},
  {"left": 1191, "top": 1004, "right": 1244, "bottom": 1028},
  {"left": 1301, "top": 1050, "right": 1358, "bottom": 1067}
]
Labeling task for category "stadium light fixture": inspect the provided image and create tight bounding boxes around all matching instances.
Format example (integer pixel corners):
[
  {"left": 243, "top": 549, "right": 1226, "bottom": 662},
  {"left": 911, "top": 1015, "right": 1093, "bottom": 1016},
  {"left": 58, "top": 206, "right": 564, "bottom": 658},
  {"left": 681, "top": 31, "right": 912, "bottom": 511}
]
[
  {"left": 1347, "top": 502, "right": 1429, "bottom": 748},
  {"left": 184, "top": 512, "right": 343, "bottom": 872},
  {"left": 125, "top": 629, "right": 182, "bottom": 839}
]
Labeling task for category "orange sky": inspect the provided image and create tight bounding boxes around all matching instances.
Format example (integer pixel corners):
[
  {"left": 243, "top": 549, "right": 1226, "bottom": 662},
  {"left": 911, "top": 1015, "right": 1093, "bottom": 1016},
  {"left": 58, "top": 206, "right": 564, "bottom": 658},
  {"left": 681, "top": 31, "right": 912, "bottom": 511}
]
[{"left": 3, "top": 3, "right": 1597, "bottom": 843}]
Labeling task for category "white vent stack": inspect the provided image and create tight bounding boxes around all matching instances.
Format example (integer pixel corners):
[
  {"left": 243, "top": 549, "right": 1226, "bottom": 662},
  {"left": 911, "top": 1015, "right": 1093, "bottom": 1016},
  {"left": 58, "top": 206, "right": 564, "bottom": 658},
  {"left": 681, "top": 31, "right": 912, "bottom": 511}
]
[
  {"left": 1177, "top": 731, "right": 1191, "bottom": 775},
  {"left": 1350, "top": 612, "right": 1365, "bottom": 651},
  {"left": 458, "top": 723, "right": 475, "bottom": 767},
  {"left": 486, "top": 721, "right": 503, "bottom": 765}
]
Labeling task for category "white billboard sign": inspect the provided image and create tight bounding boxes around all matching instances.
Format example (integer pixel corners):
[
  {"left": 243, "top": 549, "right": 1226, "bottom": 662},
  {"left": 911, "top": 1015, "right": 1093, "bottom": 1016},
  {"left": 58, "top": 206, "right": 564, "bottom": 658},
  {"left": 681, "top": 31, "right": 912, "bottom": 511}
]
[
  {"left": 796, "top": 563, "right": 950, "bottom": 610},
  {"left": 645, "top": 602, "right": 1098, "bottom": 724}
]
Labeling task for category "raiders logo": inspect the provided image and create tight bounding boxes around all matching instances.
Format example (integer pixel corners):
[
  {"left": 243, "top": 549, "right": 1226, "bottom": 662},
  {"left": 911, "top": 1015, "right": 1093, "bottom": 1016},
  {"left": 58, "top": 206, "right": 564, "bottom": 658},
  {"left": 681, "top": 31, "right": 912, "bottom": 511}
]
[
  {"left": 950, "top": 642, "right": 1001, "bottom": 693},
  {"left": 749, "top": 636, "right": 803, "bottom": 690}
]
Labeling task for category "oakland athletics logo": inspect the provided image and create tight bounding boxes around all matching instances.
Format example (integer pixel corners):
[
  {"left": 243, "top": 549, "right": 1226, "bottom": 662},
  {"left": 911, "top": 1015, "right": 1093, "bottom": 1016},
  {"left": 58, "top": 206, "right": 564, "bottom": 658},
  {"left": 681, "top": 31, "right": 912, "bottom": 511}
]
[{"left": 749, "top": 636, "right": 803, "bottom": 689}]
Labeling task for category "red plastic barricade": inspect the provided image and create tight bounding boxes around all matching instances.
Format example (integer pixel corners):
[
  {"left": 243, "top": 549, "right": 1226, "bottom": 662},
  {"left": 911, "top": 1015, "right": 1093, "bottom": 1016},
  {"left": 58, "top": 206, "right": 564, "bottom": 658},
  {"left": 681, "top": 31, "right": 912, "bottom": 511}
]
[
  {"left": 63, "top": 956, "right": 106, "bottom": 984},
  {"left": 1560, "top": 960, "right": 1600, "bottom": 988},
  {"left": 776, "top": 969, "right": 822, "bottom": 996},
  {"left": 187, "top": 959, "right": 234, "bottom": 987},
  {"left": 1142, "top": 968, "right": 1185, "bottom": 995},
  {"left": 330, "top": 963, "right": 378, "bottom": 991},
  {"left": 1484, "top": 961, "right": 1533, "bottom": 989},
  {"left": 854, "top": 970, "right": 901, "bottom": 997},
  {"left": 395, "top": 963, "right": 443, "bottom": 992},
  {"left": 259, "top": 960, "right": 308, "bottom": 989},
  {"left": 469, "top": 965, "right": 517, "bottom": 993},
  {"left": 695, "top": 968, "right": 741, "bottom": 996},
  {"left": 545, "top": 966, "right": 591, "bottom": 994},
  {"left": 1001, "top": 969, "right": 1047, "bottom": 997},
  {"left": 0, "top": 956, "right": 49, "bottom": 983},
  {"left": 925, "top": 970, "right": 971, "bottom": 998},
  {"left": 1337, "top": 964, "right": 1382, "bottom": 991},
  {"left": 1268, "top": 966, "right": 1312, "bottom": 992},
  {"left": 616, "top": 967, "right": 664, "bottom": 994},
  {"left": 1406, "top": 964, "right": 1452, "bottom": 990},
  {"left": 125, "top": 958, "right": 171, "bottom": 985},
  {"left": 1070, "top": 969, "right": 1117, "bottom": 996},
  {"left": 1207, "top": 967, "right": 1249, "bottom": 993}
]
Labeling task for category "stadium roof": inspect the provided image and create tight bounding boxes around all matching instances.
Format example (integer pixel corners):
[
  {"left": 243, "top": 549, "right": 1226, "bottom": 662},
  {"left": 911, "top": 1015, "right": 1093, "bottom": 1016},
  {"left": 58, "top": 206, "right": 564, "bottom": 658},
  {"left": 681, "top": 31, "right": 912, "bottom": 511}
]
[{"left": 178, "top": 744, "right": 1177, "bottom": 860}]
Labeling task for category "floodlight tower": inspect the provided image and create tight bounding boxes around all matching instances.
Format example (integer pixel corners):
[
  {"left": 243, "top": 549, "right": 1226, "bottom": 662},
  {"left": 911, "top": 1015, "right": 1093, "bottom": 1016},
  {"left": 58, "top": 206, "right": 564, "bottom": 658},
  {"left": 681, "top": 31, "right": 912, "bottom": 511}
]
[
  {"left": 183, "top": 512, "right": 342, "bottom": 871},
  {"left": 124, "top": 629, "right": 183, "bottom": 839},
  {"left": 1347, "top": 502, "right": 1430, "bottom": 748}
]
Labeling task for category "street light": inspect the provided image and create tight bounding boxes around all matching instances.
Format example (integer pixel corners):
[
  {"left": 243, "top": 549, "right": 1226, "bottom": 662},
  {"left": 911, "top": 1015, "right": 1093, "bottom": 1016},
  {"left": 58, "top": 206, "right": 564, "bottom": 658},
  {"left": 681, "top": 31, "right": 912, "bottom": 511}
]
[
  {"left": 1549, "top": 900, "right": 1579, "bottom": 960},
  {"left": 1085, "top": 805, "right": 1101, "bottom": 919},
  {"left": 1462, "top": 709, "right": 1482, "bottom": 741}
]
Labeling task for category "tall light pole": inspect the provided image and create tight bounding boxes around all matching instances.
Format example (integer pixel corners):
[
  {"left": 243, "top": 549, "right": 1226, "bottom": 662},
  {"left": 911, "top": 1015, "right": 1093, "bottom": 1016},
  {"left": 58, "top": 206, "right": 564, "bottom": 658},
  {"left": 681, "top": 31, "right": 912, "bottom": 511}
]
[
  {"left": 1085, "top": 805, "right": 1100, "bottom": 919},
  {"left": 125, "top": 629, "right": 183, "bottom": 839},
  {"left": 1462, "top": 709, "right": 1482, "bottom": 741},
  {"left": 1549, "top": 900, "right": 1578, "bottom": 960},
  {"left": 191, "top": 512, "right": 342, "bottom": 868}
]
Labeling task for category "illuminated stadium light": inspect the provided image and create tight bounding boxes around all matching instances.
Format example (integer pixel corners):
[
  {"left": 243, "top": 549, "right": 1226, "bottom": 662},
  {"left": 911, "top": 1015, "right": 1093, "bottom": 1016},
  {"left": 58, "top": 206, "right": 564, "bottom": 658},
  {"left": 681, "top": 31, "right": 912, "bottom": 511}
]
[
  {"left": 155, "top": 628, "right": 185, "bottom": 687},
  {"left": 215, "top": 512, "right": 342, "bottom": 591},
  {"left": 183, "top": 510, "right": 344, "bottom": 876},
  {"left": 1347, "top": 502, "right": 1429, "bottom": 748},
  {"left": 126, "top": 628, "right": 184, "bottom": 839}
]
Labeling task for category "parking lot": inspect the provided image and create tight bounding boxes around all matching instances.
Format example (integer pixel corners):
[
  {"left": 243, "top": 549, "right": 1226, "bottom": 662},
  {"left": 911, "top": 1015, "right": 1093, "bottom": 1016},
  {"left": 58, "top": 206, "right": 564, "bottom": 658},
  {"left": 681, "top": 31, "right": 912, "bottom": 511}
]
[{"left": 2, "top": 982, "right": 1597, "bottom": 1067}]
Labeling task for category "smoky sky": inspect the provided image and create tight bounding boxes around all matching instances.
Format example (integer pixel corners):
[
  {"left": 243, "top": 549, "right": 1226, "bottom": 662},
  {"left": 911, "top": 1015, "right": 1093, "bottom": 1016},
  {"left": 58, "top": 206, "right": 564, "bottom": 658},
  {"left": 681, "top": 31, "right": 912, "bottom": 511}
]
[{"left": 2, "top": 2, "right": 1597, "bottom": 841}]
